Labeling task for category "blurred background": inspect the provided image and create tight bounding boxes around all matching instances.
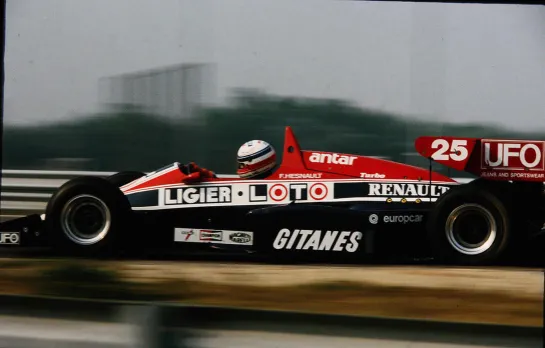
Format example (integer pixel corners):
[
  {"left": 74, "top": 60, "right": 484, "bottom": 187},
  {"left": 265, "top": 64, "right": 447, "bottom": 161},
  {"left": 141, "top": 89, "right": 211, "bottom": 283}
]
[
  {"left": 3, "top": 0, "right": 545, "bottom": 178},
  {"left": 2, "top": 2, "right": 545, "bottom": 346}
]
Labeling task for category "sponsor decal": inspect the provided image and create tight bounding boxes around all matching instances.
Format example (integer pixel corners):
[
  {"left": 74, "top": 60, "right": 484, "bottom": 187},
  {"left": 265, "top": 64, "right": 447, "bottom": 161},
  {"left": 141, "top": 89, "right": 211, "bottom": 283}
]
[
  {"left": 309, "top": 183, "right": 328, "bottom": 200},
  {"left": 174, "top": 228, "right": 196, "bottom": 242},
  {"left": 430, "top": 139, "right": 469, "bottom": 161},
  {"left": 269, "top": 184, "right": 288, "bottom": 201},
  {"left": 383, "top": 215, "right": 423, "bottom": 224},
  {"left": 261, "top": 183, "right": 330, "bottom": 202},
  {"left": 249, "top": 184, "right": 268, "bottom": 202},
  {"left": 175, "top": 228, "right": 253, "bottom": 245},
  {"left": 289, "top": 183, "right": 307, "bottom": 200},
  {"left": 509, "top": 172, "right": 544, "bottom": 179},
  {"left": 273, "top": 228, "right": 362, "bottom": 252},
  {"left": 0, "top": 232, "right": 20, "bottom": 245},
  {"left": 229, "top": 232, "right": 252, "bottom": 244},
  {"left": 368, "top": 183, "right": 450, "bottom": 197},
  {"left": 309, "top": 152, "right": 357, "bottom": 165},
  {"left": 480, "top": 171, "right": 545, "bottom": 180},
  {"left": 360, "top": 172, "right": 386, "bottom": 179},
  {"left": 164, "top": 186, "right": 231, "bottom": 205},
  {"left": 200, "top": 230, "right": 223, "bottom": 241},
  {"left": 147, "top": 180, "right": 453, "bottom": 211},
  {"left": 481, "top": 140, "right": 545, "bottom": 171},
  {"left": 369, "top": 214, "right": 379, "bottom": 224},
  {"left": 279, "top": 173, "right": 323, "bottom": 179},
  {"left": 179, "top": 229, "right": 194, "bottom": 241}
]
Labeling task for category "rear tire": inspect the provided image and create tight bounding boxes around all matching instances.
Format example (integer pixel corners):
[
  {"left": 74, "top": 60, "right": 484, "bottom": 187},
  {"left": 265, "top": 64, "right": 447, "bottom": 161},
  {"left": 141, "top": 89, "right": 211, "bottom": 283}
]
[
  {"left": 426, "top": 185, "right": 512, "bottom": 265},
  {"left": 44, "top": 176, "right": 132, "bottom": 256}
]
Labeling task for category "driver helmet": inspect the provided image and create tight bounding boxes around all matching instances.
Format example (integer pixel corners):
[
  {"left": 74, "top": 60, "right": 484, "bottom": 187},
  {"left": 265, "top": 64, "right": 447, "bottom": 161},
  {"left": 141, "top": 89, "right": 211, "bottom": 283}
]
[{"left": 237, "top": 140, "right": 276, "bottom": 179}]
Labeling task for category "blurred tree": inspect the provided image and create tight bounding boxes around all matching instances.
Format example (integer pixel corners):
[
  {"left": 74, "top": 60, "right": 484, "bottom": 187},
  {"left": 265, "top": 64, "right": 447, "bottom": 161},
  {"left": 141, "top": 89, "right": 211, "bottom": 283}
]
[{"left": 2, "top": 90, "right": 543, "bottom": 177}]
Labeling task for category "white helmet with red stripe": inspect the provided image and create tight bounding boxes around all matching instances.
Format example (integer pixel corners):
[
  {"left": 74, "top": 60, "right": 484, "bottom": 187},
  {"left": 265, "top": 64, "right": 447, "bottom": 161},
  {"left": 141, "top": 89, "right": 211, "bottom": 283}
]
[{"left": 237, "top": 140, "right": 277, "bottom": 179}]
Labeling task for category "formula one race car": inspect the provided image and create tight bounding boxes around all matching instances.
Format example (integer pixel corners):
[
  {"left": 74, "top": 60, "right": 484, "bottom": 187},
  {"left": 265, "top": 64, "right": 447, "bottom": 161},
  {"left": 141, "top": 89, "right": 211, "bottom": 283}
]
[{"left": 1, "top": 126, "right": 544, "bottom": 265}]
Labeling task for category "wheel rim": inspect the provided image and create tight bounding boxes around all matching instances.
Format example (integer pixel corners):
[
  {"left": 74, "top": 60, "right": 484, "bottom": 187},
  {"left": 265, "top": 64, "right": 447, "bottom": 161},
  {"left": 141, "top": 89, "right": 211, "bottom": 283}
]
[
  {"left": 445, "top": 203, "right": 497, "bottom": 255},
  {"left": 60, "top": 194, "right": 111, "bottom": 246}
]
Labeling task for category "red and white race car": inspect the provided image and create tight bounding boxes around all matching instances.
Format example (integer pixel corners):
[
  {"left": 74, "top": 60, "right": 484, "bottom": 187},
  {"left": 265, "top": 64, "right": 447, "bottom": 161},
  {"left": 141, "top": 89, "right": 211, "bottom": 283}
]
[{"left": 1, "top": 126, "right": 544, "bottom": 265}]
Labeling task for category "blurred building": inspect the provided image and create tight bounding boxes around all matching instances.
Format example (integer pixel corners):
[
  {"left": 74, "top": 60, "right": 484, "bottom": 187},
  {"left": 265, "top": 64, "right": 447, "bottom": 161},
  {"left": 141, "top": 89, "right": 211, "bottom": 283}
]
[{"left": 98, "top": 63, "right": 216, "bottom": 120}]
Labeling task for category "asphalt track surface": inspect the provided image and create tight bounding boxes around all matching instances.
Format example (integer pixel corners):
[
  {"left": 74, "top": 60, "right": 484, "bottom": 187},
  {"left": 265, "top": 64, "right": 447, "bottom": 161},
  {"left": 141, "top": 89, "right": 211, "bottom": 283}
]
[
  {"left": 0, "top": 316, "right": 540, "bottom": 348},
  {"left": 182, "top": 329, "right": 541, "bottom": 348}
]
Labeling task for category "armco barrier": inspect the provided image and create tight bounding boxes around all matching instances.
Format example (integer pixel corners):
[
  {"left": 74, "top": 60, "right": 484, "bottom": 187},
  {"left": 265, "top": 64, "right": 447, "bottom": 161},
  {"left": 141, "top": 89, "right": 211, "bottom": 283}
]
[
  {"left": 0, "top": 169, "right": 473, "bottom": 220},
  {"left": 0, "top": 294, "right": 541, "bottom": 348},
  {"left": 0, "top": 169, "right": 238, "bottom": 220}
]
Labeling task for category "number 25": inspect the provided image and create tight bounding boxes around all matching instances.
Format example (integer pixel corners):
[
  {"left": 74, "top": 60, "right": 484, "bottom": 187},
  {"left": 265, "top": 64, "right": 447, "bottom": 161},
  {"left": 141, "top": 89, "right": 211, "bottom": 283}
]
[{"left": 431, "top": 139, "right": 468, "bottom": 161}]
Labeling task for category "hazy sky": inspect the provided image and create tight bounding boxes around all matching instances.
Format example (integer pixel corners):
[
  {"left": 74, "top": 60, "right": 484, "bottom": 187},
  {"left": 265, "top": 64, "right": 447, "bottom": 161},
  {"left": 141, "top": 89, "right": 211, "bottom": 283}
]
[{"left": 4, "top": 0, "right": 545, "bottom": 131}]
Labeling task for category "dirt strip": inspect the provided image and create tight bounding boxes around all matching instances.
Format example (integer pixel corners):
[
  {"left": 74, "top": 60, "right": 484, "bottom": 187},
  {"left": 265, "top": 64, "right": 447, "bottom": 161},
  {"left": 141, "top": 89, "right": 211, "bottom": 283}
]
[
  {"left": 113, "top": 262, "right": 544, "bottom": 297},
  {"left": 3, "top": 259, "right": 542, "bottom": 296},
  {"left": 0, "top": 259, "right": 542, "bottom": 327}
]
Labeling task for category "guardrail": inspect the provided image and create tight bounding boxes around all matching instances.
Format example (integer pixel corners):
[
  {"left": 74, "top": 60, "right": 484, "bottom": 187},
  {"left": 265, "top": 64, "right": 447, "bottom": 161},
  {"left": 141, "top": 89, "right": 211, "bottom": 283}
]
[
  {"left": 0, "top": 294, "right": 540, "bottom": 348},
  {"left": 0, "top": 169, "right": 238, "bottom": 221},
  {"left": 0, "top": 169, "right": 473, "bottom": 221}
]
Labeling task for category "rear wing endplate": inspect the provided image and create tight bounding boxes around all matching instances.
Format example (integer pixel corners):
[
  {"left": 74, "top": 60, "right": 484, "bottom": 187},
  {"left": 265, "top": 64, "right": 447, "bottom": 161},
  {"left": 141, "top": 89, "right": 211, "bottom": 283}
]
[{"left": 415, "top": 136, "right": 545, "bottom": 183}]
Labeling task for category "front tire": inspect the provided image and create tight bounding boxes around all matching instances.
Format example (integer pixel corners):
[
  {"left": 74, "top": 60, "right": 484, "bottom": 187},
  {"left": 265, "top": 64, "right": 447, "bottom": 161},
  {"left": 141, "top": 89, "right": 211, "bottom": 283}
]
[
  {"left": 426, "top": 185, "right": 512, "bottom": 265},
  {"left": 44, "top": 176, "right": 132, "bottom": 256},
  {"left": 107, "top": 171, "right": 145, "bottom": 187}
]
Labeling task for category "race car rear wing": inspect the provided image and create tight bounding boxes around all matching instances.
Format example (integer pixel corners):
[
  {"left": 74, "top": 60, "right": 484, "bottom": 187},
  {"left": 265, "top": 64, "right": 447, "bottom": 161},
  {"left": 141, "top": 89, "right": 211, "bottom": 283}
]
[{"left": 415, "top": 136, "right": 545, "bottom": 183}]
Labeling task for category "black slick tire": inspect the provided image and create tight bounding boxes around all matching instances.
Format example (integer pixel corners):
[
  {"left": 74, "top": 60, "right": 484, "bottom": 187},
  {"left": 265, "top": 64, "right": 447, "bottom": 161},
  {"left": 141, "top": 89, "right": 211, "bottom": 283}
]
[
  {"left": 107, "top": 171, "right": 145, "bottom": 187},
  {"left": 44, "top": 176, "right": 132, "bottom": 256},
  {"left": 426, "top": 185, "right": 512, "bottom": 266}
]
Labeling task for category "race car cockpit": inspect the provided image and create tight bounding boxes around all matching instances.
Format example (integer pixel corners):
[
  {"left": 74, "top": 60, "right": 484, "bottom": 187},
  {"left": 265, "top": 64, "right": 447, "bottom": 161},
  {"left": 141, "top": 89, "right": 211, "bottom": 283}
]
[{"left": 178, "top": 162, "right": 217, "bottom": 182}]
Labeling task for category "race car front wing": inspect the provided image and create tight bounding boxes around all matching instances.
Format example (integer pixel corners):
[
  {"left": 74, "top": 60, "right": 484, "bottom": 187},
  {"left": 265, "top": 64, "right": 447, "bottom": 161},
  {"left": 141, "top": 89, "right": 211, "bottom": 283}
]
[{"left": 0, "top": 214, "right": 46, "bottom": 247}]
